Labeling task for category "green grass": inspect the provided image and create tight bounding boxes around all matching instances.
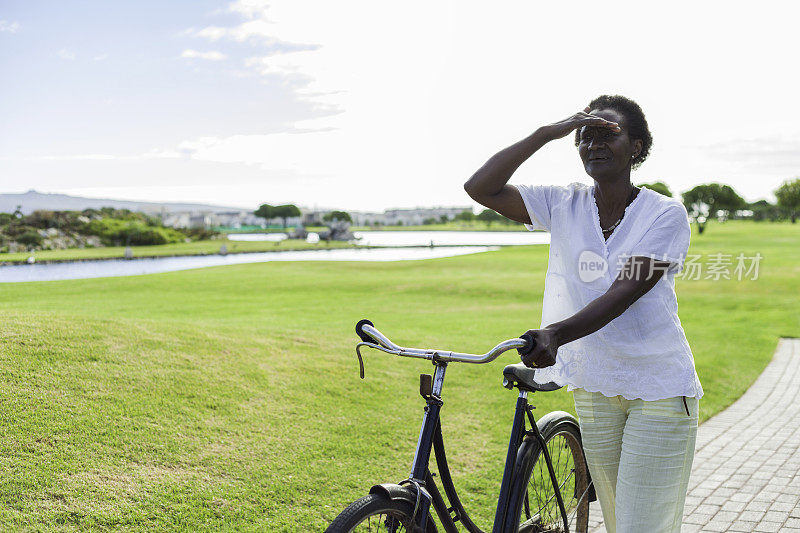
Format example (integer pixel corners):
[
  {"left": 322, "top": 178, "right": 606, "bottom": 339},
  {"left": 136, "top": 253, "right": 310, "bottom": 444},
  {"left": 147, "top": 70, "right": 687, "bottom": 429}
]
[
  {"left": 0, "top": 220, "right": 797, "bottom": 530},
  {"left": 0, "top": 237, "right": 354, "bottom": 264}
]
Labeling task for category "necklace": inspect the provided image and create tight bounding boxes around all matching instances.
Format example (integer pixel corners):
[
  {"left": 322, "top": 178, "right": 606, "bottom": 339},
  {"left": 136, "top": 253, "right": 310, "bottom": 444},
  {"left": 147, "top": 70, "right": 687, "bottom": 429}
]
[{"left": 599, "top": 186, "right": 637, "bottom": 234}]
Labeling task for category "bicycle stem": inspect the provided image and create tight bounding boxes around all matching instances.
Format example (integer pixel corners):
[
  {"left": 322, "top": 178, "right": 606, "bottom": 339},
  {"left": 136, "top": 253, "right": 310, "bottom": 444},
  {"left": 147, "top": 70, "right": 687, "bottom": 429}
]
[{"left": 410, "top": 363, "right": 447, "bottom": 481}]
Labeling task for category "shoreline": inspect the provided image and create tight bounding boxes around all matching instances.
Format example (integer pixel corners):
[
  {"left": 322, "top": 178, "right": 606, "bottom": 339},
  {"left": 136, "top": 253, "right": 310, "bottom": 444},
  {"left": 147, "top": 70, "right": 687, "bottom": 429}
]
[{"left": 0, "top": 243, "right": 512, "bottom": 267}]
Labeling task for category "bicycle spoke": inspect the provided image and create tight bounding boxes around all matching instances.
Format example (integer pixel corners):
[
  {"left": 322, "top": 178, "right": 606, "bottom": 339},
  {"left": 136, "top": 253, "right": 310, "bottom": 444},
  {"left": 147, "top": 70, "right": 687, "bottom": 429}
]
[
  {"left": 567, "top": 482, "right": 593, "bottom": 527},
  {"left": 520, "top": 431, "right": 590, "bottom": 531}
]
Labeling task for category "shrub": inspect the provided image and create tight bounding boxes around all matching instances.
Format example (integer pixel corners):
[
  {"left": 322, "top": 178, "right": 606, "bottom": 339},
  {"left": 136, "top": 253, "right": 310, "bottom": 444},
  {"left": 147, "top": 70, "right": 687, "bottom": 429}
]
[
  {"left": 85, "top": 219, "right": 184, "bottom": 246},
  {"left": 17, "top": 230, "right": 43, "bottom": 247}
]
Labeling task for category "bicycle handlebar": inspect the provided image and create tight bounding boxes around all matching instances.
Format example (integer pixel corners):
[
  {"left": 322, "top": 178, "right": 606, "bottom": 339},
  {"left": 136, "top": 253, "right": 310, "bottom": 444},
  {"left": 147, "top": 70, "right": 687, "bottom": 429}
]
[{"left": 355, "top": 319, "right": 531, "bottom": 364}]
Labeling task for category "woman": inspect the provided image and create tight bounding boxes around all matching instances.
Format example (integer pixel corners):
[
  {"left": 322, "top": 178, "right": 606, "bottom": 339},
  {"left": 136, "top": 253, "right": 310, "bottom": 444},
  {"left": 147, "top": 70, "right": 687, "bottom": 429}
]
[{"left": 464, "top": 95, "right": 703, "bottom": 533}]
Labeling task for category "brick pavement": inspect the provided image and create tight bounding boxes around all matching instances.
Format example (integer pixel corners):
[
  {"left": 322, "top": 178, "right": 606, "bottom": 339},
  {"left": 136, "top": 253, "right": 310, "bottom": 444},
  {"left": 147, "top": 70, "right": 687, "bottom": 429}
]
[{"left": 588, "top": 338, "right": 800, "bottom": 532}]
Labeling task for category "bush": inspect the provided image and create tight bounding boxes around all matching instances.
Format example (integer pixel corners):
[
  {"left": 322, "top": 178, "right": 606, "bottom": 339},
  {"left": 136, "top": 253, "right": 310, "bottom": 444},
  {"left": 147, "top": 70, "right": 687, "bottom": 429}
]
[
  {"left": 17, "top": 230, "right": 43, "bottom": 247},
  {"left": 0, "top": 208, "right": 211, "bottom": 250},
  {"left": 184, "top": 227, "right": 219, "bottom": 241},
  {"left": 85, "top": 219, "right": 184, "bottom": 246}
]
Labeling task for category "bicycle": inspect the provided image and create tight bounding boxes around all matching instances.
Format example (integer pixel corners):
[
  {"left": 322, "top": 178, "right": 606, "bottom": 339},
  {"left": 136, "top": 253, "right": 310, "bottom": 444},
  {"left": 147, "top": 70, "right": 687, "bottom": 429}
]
[{"left": 325, "top": 319, "right": 596, "bottom": 533}]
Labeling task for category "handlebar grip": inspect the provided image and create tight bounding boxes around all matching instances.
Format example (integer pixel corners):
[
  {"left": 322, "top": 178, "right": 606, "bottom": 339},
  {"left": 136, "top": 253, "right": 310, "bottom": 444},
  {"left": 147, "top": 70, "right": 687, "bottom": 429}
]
[
  {"left": 355, "top": 319, "right": 375, "bottom": 343},
  {"left": 517, "top": 331, "right": 536, "bottom": 356}
]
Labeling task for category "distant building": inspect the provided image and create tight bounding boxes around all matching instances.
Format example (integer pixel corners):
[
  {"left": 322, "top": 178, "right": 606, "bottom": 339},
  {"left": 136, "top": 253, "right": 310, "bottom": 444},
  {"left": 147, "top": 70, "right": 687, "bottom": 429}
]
[
  {"left": 301, "top": 210, "right": 327, "bottom": 226},
  {"left": 161, "top": 206, "right": 475, "bottom": 229},
  {"left": 161, "top": 210, "right": 269, "bottom": 229},
  {"left": 188, "top": 212, "right": 217, "bottom": 228},
  {"left": 161, "top": 212, "right": 192, "bottom": 228},
  {"left": 215, "top": 211, "right": 265, "bottom": 228},
  {"left": 350, "top": 211, "right": 385, "bottom": 226},
  {"left": 383, "top": 206, "right": 472, "bottom": 226}
]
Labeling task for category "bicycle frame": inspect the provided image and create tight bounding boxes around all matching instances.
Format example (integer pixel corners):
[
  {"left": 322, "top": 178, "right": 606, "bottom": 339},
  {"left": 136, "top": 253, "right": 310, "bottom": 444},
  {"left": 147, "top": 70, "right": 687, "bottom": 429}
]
[
  {"left": 355, "top": 321, "right": 574, "bottom": 532},
  {"left": 394, "top": 359, "right": 570, "bottom": 533}
]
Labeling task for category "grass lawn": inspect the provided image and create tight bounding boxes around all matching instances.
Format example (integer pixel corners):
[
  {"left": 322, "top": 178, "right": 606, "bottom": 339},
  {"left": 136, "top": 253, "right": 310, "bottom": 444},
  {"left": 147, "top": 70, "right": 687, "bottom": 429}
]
[
  {"left": 0, "top": 220, "right": 797, "bottom": 530},
  {"left": 0, "top": 237, "right": 354, "bottom": 264}
]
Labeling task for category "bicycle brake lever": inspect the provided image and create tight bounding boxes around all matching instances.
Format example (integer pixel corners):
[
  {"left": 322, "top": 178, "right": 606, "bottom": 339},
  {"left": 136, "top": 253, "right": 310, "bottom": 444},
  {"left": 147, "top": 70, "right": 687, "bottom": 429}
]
[{"left": 355, "top": 343, "right": 367, "bottom": 379}]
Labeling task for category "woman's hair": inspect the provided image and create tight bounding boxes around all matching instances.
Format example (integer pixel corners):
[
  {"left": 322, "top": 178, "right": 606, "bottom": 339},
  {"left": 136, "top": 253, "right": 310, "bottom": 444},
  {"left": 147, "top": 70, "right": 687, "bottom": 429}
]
[{"left": 574, "top": 94, "right": 653, "bottom": 170}]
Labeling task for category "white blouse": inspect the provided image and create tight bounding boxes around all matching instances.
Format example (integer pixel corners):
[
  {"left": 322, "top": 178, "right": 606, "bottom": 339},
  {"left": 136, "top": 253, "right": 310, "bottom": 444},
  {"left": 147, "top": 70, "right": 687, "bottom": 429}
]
[{"left": 516, "top": 182, "right": 704, "bottom": 401}]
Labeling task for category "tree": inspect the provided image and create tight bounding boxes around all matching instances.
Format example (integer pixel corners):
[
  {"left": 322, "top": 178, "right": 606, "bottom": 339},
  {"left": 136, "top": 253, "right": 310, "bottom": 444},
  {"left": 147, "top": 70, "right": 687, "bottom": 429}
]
[
  {"left": 454, "top": 209, "right": 475, "bottom": 222},
  {"left": 322, "top": 210, "right": 352, "bottom": 223},
  {"left": 682, "top": 183, "right": 746, "bottom": 233},
  {"left": 273, "top": 204, "right": 301, "bottom": 228},
  {"left": 254, "top": 204, "right": 275, "bottom": 223},
  {"left": 638, "top": 181, "right": 672, "bottom": 197},
  {"left": 775, "top": 178, "right": 800, "bottom": 223},
  {"left": 748, "top": 200, "right": 782, "bottom": 222},
  {"left": 255, "top": 204, "right": 301, "bottom": 228},
  {"left": 477, "top": 209, "right": 503, "bottom": 227}
]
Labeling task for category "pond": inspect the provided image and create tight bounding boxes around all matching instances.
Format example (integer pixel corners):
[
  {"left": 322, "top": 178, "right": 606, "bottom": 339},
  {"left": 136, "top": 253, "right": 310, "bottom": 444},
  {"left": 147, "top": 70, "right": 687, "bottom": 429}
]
[
  {"left": 0, "top": 246, "right": 500, "bottom": 283},
  {"left": 228, "top": 230, "right": 550, "bottom": 247}
]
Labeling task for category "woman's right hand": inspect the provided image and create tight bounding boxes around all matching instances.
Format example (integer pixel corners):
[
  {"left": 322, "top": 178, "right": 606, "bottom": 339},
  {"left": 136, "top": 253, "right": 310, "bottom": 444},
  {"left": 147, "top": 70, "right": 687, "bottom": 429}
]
[{"left": 543, "top": 106, "right": 621, "bottom": 141}]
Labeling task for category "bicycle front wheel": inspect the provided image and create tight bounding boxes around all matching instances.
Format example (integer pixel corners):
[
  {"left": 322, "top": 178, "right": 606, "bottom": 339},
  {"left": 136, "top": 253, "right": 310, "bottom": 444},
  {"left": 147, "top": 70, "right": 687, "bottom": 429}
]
[
  {"left": 506, "top": 415, "right": 590, "bottom": 533},
  {"left": 325, "top": 493, "right": 438, "bottom": 533}
]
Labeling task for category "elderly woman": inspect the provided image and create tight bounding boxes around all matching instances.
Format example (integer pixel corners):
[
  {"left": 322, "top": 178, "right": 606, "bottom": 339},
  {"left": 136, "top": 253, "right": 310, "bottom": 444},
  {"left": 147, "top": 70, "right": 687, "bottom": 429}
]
[{"left": 464, "top": 95, "right": 703, "bottom": 533}]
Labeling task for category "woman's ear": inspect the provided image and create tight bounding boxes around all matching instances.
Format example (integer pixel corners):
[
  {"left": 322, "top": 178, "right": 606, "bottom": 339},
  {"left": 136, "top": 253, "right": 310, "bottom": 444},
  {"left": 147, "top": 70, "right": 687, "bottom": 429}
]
[{"left": 633, "top": 139, "right": 643, "bottom": 158}]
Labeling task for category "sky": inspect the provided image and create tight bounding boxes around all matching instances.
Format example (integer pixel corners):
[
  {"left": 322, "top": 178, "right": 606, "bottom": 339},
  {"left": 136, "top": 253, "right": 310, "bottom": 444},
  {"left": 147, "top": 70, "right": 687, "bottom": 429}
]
[{"left": 1, "top": 1, "right": 798, "bottom": 211}]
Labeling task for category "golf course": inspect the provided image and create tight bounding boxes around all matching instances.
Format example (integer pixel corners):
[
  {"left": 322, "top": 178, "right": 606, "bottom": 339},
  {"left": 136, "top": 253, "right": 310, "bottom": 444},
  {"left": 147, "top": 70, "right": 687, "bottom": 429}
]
[{"left": 1, "top": 221, "right": 798, "bottom": 531}]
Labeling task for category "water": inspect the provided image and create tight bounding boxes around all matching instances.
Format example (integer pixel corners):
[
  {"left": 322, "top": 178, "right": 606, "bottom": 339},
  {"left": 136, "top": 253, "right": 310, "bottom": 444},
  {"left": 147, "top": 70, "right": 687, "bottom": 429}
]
[
  {"left": 227, "top": 233, "right": 288, "bottom": 242},
  {"left": 353, "top": 230, "right": 549, "bottom": 246},
  {"left": 0, "top": 246, "right": 498, "bottom": 283},
  {"left": 228, "top": 230, "right": 550, "bottom": 247}
]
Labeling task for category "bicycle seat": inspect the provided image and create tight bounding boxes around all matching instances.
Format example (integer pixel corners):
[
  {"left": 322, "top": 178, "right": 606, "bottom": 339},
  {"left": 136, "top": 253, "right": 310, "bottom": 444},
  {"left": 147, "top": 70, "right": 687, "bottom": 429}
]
[{"left": 502, "top": 363, "right": 562, "bottom": 392}]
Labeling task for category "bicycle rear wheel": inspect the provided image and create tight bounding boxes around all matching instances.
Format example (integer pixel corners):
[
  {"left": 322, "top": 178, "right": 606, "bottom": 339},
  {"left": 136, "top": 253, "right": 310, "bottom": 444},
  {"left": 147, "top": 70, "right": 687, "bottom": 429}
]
[{"left": 506, "top": 416, "right": 590, "bottom": 532}]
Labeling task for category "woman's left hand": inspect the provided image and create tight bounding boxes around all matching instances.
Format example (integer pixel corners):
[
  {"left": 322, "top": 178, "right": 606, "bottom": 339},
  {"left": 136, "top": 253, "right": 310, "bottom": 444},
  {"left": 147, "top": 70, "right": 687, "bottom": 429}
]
[{"left": 519, "top": 328, "right": 560, "bottom": 368}]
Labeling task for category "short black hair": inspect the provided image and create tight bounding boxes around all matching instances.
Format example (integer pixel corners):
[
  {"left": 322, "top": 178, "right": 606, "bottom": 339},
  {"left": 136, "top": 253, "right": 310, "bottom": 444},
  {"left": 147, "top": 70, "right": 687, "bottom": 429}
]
[{"left": 574, "top": 95, "right": 653, "bottom": 170}]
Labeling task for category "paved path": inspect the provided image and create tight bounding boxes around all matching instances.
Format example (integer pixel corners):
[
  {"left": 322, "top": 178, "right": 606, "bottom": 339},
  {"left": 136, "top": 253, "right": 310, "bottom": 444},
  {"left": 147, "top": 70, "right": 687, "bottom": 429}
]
[{"left": 588, "top": 338, "right": 800, "bottom": 532}]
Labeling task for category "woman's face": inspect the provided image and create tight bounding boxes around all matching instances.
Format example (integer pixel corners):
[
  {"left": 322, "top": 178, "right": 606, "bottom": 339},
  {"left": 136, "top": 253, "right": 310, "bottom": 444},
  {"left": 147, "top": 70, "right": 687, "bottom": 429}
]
[{"left": 577, "top": 108, "right": 642, "bottom": 181}]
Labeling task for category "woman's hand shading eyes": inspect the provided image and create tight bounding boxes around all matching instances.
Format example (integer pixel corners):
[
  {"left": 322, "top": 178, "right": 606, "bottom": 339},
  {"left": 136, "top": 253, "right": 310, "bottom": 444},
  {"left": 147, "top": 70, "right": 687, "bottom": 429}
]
[{"left": 544, "top": 106, "right": 621, "bottom": 141}]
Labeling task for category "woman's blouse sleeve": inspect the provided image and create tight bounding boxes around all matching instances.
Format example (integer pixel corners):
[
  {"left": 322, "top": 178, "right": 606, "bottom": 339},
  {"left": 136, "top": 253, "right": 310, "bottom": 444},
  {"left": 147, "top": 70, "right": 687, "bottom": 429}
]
[
  {"left": 628, "top": 204, "right": 691, "bottom": 273},
  {"left": 515, "top": 184, "right": 569, "bottom": 232}
]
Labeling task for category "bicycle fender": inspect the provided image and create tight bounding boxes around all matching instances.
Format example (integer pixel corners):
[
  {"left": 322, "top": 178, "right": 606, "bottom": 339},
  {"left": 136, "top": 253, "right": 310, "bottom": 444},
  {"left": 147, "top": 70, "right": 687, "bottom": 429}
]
[
  {"left": 368, "top": 483, "right": 418, "bottom": 507},
  {"left": 369, "top": 484, "right": 436, "bottom": 532}
]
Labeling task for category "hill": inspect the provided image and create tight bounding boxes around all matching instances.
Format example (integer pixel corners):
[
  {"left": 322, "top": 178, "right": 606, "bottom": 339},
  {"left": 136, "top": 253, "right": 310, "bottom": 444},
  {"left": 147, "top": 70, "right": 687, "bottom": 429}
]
[{"left": 0, "top": 190, "right": 246, "bottom": 215}]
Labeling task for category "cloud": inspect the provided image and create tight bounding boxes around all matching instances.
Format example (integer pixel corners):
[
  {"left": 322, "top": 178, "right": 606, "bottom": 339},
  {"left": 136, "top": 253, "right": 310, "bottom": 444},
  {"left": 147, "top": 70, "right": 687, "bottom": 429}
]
[
  {"left": 697, "top": 135, "right": 800, "bottom": 172},
  {"left": 0, "top": 20, "right": 20, "bottom": 33},
  {"left": 57, "top": 49, "right": 76, "bottom": 60},
  {"left": 148, "top": 131, "right": 346, "bottom": 176},
  {"left": 181, "top": 49, "right": 226, "bottom": 61},
  {"left": 193, "top": 0, "right": 275, "bottom": 43},
  {"left": 35, "top": 154, "right": 118, "bottom": 161}
]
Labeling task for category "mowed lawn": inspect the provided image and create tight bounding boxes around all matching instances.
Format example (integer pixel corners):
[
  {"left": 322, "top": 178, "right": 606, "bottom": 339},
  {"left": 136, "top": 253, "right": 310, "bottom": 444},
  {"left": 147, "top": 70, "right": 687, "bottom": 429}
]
[{"left": 0, "top": 221, "right": 797, "bottom": 531}]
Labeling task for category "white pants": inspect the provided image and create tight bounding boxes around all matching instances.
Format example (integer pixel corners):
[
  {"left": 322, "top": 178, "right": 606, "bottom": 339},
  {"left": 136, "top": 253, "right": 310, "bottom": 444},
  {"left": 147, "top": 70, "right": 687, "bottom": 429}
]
[{"left": 573, "top": 389, "right": 699, "bottom": 533}]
